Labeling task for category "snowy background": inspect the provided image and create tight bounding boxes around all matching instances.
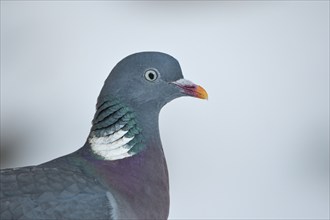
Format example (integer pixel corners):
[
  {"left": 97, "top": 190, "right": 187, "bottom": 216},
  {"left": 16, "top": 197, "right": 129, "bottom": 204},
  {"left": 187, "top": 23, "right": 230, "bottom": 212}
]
[{"left": 1, "top": 1, "right": 329, "bottom": 219}]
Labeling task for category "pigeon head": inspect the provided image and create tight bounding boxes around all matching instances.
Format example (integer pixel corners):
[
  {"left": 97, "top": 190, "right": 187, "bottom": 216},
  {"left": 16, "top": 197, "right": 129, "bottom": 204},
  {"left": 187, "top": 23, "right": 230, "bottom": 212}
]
[
  {"left": 88, "top": 52, "right": 207, "bottom": 160},
  {"left": 99, "top": 51, "right": 208, "bottom": 111}
]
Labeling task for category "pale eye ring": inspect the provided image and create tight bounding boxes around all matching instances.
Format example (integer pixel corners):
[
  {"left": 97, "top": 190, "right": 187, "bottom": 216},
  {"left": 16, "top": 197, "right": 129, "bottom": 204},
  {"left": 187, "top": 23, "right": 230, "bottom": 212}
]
[{"left": 144, "top": 69, "right": 158, "bottom": 82}]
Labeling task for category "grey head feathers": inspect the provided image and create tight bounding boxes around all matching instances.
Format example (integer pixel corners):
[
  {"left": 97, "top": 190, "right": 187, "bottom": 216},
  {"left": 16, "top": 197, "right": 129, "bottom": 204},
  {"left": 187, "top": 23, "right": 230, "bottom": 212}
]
[{"left": 100, "top": 52, "right": 185, "bottom": 111}]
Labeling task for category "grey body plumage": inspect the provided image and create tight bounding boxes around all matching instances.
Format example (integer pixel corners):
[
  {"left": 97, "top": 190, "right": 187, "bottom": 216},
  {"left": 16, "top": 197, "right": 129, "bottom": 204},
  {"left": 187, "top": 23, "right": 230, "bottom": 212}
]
[
  {"left": 0, "top": 52, "right": 208, "bottom": 219},
  {"left": 1, "top": 165, "right": 111, "bottom": 219}
]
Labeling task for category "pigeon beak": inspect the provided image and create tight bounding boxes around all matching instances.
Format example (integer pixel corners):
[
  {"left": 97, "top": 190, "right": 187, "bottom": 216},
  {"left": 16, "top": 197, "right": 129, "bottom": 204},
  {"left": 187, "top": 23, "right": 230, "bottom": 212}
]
[{"left": 171, "top": 79, "right": 208, "bottom": 100}]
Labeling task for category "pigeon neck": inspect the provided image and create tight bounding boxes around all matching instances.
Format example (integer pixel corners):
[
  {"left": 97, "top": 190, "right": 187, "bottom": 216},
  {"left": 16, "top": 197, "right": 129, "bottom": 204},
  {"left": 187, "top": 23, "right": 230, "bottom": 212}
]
[
  {"left": 134, "top": 104, "right": 161, "bottom": 144},
  {"left": 87, "top": 95, "right": 161, "bottom": 161}
]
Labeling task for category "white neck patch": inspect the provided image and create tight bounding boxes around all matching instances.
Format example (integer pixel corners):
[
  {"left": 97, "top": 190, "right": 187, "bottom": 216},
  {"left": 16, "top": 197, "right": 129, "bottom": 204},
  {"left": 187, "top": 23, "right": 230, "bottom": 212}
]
[
  {"left": 89, "top": 129, "right": 135, "bottom": 160},
  {"left": 89, "top": 96, "right": 145, "bottom": 161}
]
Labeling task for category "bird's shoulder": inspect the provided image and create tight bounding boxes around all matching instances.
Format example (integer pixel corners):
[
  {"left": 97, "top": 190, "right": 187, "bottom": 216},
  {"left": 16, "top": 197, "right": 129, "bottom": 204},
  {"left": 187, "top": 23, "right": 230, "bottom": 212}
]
[{"left": 0, "top": 162, "right": 115, "bottom": 219}]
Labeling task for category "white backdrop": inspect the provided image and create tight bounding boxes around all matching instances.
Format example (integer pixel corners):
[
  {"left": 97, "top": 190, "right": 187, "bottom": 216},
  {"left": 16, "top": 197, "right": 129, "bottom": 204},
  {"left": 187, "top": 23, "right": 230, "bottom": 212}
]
[{"left": 1, "top": 1, "right": 329, "bottom": 219}]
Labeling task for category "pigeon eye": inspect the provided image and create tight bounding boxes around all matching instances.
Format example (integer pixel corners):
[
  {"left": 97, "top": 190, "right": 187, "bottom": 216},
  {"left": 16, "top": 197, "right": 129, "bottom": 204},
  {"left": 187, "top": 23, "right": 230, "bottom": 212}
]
[{"left": 144, "top": 69, "right": 158, "bottom": 82}]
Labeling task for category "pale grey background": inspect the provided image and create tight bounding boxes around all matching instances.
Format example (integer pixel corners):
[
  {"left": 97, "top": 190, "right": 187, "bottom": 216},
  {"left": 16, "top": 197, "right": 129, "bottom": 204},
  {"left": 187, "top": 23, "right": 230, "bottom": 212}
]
[{"left": 1, "top": 1, "right": 329, "bottom": 219}]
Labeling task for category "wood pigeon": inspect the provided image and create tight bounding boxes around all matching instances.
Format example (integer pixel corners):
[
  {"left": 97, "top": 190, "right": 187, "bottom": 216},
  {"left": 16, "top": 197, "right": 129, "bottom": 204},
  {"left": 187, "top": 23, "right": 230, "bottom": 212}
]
[{"left": 0, "top": 52, "right": 208, "bottom": 219}]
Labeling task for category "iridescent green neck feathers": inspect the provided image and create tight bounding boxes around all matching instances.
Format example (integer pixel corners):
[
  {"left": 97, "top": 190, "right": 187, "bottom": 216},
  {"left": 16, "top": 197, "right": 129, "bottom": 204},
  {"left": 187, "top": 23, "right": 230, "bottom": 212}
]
[{"left": 88, "top": 96, "right": 145, "bottom": 160}]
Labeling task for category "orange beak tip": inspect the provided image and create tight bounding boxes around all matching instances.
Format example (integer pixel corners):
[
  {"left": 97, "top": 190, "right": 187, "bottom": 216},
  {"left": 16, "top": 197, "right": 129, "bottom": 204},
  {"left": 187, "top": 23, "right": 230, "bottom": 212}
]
[{"left": 196, "top": 85, "right": 208, "bottom": 100}]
